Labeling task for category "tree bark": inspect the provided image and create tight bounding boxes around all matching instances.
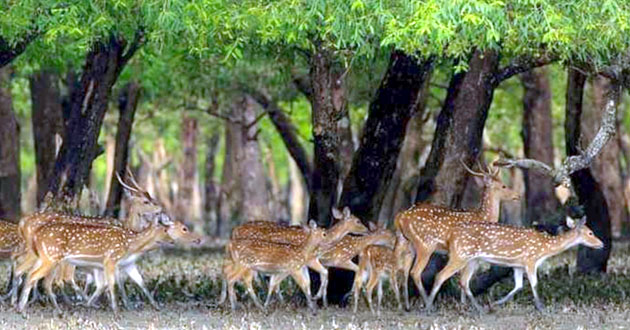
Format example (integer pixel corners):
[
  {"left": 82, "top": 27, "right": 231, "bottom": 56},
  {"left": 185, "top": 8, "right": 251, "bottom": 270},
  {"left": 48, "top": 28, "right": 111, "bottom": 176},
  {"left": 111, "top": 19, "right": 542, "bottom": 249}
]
[
  {"left": 520, "top": 68, "right": 560, "bottom": 225},
  {"left": 176, "top": 113, "right": 201, "bottom": 228},
  {"left": 308, "top": 47, "right": 345, "bottom": 227},
  {"left": 104, "top": 82, "right": 140, "bottom": 217},
  {"left": 583, "top": 76, "right": 628, "bottom": 238},
  {"left": 416, "top": 50, "right": 499, "bottom": 206},
  {"left": 238, "top": 95, "right": 271, "bottom": 220},
  {"left": 217, "top": 108, "right": 243, "bottom": 236},
  {"left": 29, "top": 71, "right": 64, "bottom": 206},
  {"left": 48, "top": 33, "right": 142, "bottom": 203},
  {"left": 0, "top": 67, "right": 20, "bottom": 221},
  {"left": 204, "top": 131, "right": 221, "bottom": 234},
  {"left": 340, "top": 51, "right": 433, "bottom": 224},
  {"left": 566, "top": 69, "right": 612, "bottom": 273}
]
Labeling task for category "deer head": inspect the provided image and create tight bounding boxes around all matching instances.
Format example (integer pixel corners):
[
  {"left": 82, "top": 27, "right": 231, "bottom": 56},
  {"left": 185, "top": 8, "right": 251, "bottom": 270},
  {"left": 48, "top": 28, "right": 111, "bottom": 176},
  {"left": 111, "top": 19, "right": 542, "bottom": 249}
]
[
  {"left": 566, "top": 216, "right": 604, "bottom": 249},
  {"left": 332, "top": 207, "right": 369, "bottom": 235},
  {"left": 462, "top": 158, "right": 520, "bottom": 201},
  {"left": 117, "top": 168, "right": 171, "bottom": 231}
]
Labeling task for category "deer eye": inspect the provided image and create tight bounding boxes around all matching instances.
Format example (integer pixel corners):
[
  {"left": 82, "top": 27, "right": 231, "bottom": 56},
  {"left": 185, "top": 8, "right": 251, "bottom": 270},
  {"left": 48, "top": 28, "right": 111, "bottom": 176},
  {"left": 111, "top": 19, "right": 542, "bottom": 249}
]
[
  {"left": 502, "top": 185, "right": 507, "bottom": 189},
  {"left": 183, "top": 227, "right": 188, "bottom": 232}
]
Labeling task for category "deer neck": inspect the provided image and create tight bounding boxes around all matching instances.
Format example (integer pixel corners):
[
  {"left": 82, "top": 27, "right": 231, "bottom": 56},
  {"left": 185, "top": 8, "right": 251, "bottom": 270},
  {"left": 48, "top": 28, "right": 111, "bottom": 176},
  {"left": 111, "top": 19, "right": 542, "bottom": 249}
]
[
  {"left": 127, "top": 226, "right": 165, "bottom": 255},
  {"left": 301, "top": 234, "right": 322, "bottom": 259},
  {"left": 540, "top": 229, "right": 581, "bottom": 258},
  {"left": 125, "top": 205, "right": 146, "bottom": 232},
  {"left": 324, "top": 222, "right": 349, "bottom": 246},
  {"left": 479, "top": 186, "right": 500, "bottom": 222}
]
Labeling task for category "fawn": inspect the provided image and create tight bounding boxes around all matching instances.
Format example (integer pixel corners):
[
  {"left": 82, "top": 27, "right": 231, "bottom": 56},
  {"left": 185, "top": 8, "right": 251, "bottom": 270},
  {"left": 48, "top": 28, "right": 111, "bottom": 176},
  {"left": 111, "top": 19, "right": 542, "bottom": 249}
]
[
  {"left": 395, "top": 160, "right": 519, "bottom": 304},
  {"left": 425, "top": 216, "right": 604, "bottom": 312},
  {"left": 224, "top": 221, "right": 327, "bottom": 310},
  {"left": 352, "top": 231, "right": 413, "bottom": 313}
]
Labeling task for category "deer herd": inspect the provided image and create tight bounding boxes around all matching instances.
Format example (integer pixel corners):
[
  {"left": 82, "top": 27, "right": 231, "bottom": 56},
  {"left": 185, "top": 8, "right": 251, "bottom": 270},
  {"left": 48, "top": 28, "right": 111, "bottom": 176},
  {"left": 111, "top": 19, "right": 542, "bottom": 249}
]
[{"left": 0, "top": 161, "right": 604, "bottom": 316}]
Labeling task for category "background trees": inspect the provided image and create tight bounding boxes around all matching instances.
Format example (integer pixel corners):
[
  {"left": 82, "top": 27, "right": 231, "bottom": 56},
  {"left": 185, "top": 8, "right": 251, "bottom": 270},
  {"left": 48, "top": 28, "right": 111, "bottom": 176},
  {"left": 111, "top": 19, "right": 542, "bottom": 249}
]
[{"left": 1, "top": 0, "right": 630, "bottom": 301}]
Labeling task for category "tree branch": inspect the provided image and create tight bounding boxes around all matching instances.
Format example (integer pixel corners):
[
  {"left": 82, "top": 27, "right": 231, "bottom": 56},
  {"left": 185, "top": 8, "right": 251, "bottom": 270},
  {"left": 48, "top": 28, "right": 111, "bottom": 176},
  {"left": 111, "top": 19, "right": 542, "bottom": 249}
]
[
  {"left": 292, "top": 74, "right": 313, "bottom": 101},
  {"left": 496, "top": 75, "right": 622, "bottom": 187},
  {"left": 121, "top": 28, "right": 145, "bottom": 66},
  {"left": 246, "top": 88, "right": 313, "bottom": 190},
  {"left": 0, "top": 32, "right": 39, "bottom": 68},
  {"left": 493, "top": 53, "right": 557, "bottom": 85}
]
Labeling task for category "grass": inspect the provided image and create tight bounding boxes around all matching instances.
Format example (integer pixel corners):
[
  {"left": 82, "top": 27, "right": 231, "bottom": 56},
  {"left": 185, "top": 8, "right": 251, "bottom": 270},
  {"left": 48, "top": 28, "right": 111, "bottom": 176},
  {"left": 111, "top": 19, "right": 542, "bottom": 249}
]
[{"left": 1, "top": 243, "right": 630, "bottom": 329}]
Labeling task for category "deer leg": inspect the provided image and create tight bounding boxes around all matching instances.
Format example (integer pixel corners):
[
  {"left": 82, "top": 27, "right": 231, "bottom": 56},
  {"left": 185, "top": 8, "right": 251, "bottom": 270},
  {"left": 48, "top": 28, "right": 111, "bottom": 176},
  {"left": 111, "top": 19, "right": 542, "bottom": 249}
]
[
  {"left": 290, "top": 267, "right": 314, "bottom": 310},
  {"left": 391, "top": 270, "right": 402, "bottom": 311},
  {"left": 265, "top": 273, "right": 287, "bottom": 308},
  {"left": 409, "top": 244, "right": 432, "bottom": 306},
  {"left": 377, "top": 277, "right": 384, "bottom": 314},
  {"left": 352, "top": 256, "right": 369, "bottom": 313},
  {"left": 104, "top": 261, "right": 118, "bottom": 314},
  {"left": 18, "top": 259, "right": 55, "bottom": 313},
  {"left": 426, "top": 257, "right": 466, "bottom": 311},
  {"left": 0, "top": 261, "right": 15, "bottom": 301},
  {"left": 116, "top": 270, "right": 131, "bottom": 310},
  {"left": 526, "top": 266, "right": 544, "bottom": 311},
  {"left": 242, "top": 269, "right": 264, "bottom": 310},
  {"left": 218, "top": 260, "right": 232, "bottom": 305},
  {"left": 402, "top": 254, "right": 412, "bottom": 311},
  {"left": 306, "top": 259, "right": 328, "bottom": 304},
  {"left": 85, "top": 270, "right": 106, "bottom": 307},
  {"left": 123, "top": 264, "right": 158, "bottom": 310},
  {"left": 226, "top": 265, "right": 246, "bottom": 311},
  {"left": 364, "top": 269, "right": 379, "bottom": 314},
  {"left": 493, "top": 268, "right": 523, "bottom": 306},
  {"left": 43, "top": 267, "right": 61, "bottom": 312},
  {"left": 459, "top": 260, "right": 485, "bottom": 313}
]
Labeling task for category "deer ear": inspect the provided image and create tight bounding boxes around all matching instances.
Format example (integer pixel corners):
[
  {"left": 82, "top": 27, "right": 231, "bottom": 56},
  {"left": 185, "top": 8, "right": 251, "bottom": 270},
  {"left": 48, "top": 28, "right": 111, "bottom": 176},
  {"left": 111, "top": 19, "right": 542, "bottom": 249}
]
[
  {"left": 578, "top": 216, "right": 587, "bottom": 228},
  {"left": 343, "top": 207, "right": 351, "bottom": 218},
  {"left": 566, "top": 216, "right": 576, "bottom": 229},
  {"left": 308, "top": 220, "right": 317, "bottom": 229},
  {"left": 331, "top": 208, "right": 342, "bottom": 220}
]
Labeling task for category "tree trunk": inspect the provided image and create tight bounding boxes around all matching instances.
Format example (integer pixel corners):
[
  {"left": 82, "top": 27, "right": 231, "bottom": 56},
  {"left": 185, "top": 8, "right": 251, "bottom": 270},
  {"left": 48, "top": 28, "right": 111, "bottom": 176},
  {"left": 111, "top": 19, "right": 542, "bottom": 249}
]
[
  {"left": 307, "top": 47, "right": 345, "bottom": 227},
  {"left": 104, "top": 82, "right": 140, "bottom": 217},
  {"left": 0, "top": 67, "right": 20, "bottom": 221},
  {"left": 416, "top": 50, "right": 498, "bottom": 206},
  {"left": 566, "top": 69, "right": 612, "bottom": 273},
  {"left": 288, "top": 157, "right": 308, "bottom": 225},
  {"left": 238, "top": 95, "right": 271, "bottom": 220},
  {"left": 217, "top": 109, "right": 242, "bottom": 237},
  {"left": 48, "top": 35, "right": 139, "bottom": 203},
  {"left": 204, "top": 131, "right": 221, "bottom": 234},
  {"left": 29, "top": 71, "right": 64, "bottom": 206},
  {"left": 176, "top": 113, "right": 201, "bottom": 229},
  {"left": 520, "top": 68, "right": 560, "bottom": 226},
  {"left": 583, "top": 76, "right": 628, "bottom": 238},
  {"left": 341, "top": 51, "right": 433, "bottom": 224}
]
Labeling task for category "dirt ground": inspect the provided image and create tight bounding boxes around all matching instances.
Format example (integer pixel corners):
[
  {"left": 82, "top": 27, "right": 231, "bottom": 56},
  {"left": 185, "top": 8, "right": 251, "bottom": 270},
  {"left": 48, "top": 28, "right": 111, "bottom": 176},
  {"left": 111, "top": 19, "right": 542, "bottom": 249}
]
[{"left": 1, "top": 243, "right": 630, "bottom": 329}]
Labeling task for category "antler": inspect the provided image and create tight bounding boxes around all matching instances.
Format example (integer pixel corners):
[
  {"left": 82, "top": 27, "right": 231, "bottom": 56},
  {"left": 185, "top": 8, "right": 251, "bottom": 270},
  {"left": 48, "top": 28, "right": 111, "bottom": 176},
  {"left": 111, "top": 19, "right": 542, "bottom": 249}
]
[
  {"left": 125, "top": 167, "right": 145, "bottom": 192},
  {"left": 116, "top": 172, "right": 139, "bottom": 193},
  {"left": 460, "top": 159, "right": 485, "bottom": 177}
]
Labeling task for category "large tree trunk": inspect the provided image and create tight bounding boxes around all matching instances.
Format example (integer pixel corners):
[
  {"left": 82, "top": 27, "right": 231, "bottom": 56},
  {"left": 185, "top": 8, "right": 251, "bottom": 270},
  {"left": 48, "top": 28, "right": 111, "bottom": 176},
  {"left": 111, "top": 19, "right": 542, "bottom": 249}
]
[
  {"left": 566, "top": 69, "right": 612, "bottom": 273},
  {"left": 307, "top": 47, "right": 345, "bottom": 227},
  {"left": 29, "top": 71, "right": 64, "bottom": 206},
  {"left": 520, "top": 68, "right": 560, "bottom": 225},
  {"left": 104, "top": 82, "right": 140, "bottom": 217},
  {"left": 583, "top": 76, "right": 628, "bottom": 238},
  {"left": 341, "top": 51, "right": 433, "bottom": 224},
  {"left": 0, "top": 67, "right": 20, "bottom": 221},
  {"left": 48, "top": 34, "right": 141, "bottom": 202},
  {"left": 217, "top": 109, "right": 242, "bottom": 237},
  {"left": 176, "top": 113, "right": 201, "bottom": 230},
  {"left": 204, "top": 131, "right": 221, "bottom": 234},
  {"left": 416, "top": 50, "right": 498, "bottom": 206},
  {"left": 238, "top": 95, "right": 270, "bottom": 220}
]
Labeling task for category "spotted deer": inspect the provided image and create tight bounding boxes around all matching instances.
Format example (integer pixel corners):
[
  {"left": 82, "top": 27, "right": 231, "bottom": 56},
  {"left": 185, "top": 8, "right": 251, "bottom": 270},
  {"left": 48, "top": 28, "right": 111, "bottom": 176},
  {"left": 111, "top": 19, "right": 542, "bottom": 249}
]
[
  {"left": 0, "top": 220, "right": 23, "bottom": 301},
  {"left": 352, "top": 231, "right": 413, "bottom": 313},
  {"left": 425, "top": 217, "right": 603, "bottom": 312},
  {"left": 18, "top": 217, "right": 201, "bottom": 314},
  {"left": 395, "top": 160, "right": 520, "bottom": 304},
  {"left": 221, "top": 207, "right": 368, "bottom": 306},
  {"left": 13, "top": 171, "right": 167, "bottom": 306},
  {"left": 224, "top": 221, "right": 327, "bottom": 310}
]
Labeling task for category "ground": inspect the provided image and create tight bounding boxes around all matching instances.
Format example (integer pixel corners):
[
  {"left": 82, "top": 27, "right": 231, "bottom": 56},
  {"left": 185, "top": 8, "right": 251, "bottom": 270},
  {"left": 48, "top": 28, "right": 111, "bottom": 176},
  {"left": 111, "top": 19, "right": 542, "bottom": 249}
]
[{"left": 1, "top": 243, "right": 630, "bottom": 329}]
